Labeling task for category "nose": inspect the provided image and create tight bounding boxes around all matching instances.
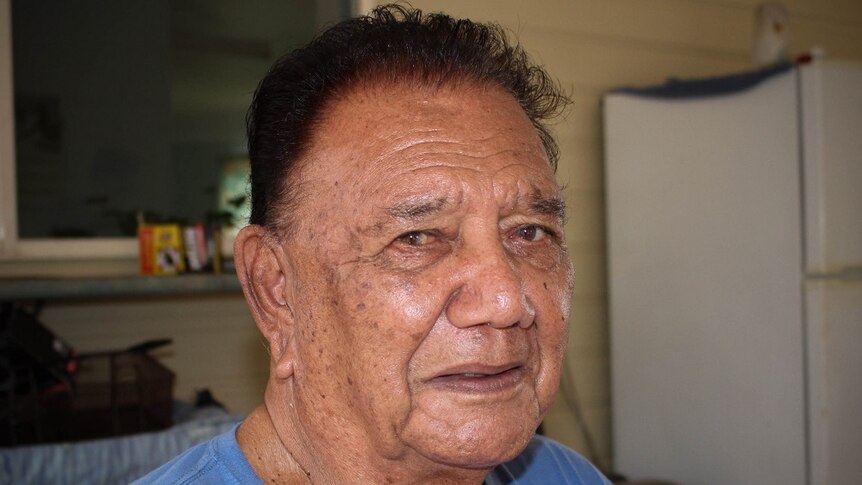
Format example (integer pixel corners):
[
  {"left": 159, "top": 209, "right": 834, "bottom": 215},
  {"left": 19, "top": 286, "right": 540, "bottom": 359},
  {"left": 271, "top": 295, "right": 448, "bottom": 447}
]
[{"left": 444, "top": 237, "right": 536, "bottom": 329}]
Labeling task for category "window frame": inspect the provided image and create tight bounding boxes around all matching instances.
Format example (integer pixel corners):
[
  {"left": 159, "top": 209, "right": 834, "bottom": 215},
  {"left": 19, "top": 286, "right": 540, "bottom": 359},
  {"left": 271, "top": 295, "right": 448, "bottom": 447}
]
[
  {"left": 0, "top": 0, "right": 366, "bottom": 263},
  {"left": 0, "top": 0, "right": 137, "bottom": 261}
]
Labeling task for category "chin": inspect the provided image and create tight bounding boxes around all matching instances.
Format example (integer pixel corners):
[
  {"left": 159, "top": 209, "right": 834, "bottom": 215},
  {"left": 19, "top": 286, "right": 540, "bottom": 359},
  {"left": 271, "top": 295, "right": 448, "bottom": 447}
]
[{"left": 404, "top": 406, "right": 540, "bottom": 470}]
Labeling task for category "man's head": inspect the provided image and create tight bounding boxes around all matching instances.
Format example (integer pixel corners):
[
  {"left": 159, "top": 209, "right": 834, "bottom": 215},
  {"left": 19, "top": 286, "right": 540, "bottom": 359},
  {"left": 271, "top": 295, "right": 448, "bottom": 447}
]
[
  {"left": 235, "top": 5, "right": 573, "bottom": 483},
  {"left": 246, "top": 4, "right": 568, "bottom": 237}
]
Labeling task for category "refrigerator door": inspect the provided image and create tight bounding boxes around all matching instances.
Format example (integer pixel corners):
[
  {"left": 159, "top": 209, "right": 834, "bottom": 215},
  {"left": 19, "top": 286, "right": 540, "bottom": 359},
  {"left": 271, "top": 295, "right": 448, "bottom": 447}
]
[
  {"left": 605, "top": 68, "right": 806, "bottom": 485},
  {"left": 806, "top": 279, "right": 862, "bottom": 485},
  {"left": 800, "top": 61, "right": 862, "bottom": 273}
]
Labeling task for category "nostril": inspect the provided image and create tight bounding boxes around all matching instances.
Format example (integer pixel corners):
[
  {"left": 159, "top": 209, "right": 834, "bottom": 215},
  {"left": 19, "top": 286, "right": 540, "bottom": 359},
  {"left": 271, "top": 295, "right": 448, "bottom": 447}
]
[
  {"left": 446, "top": 281, "right": 529, "bottom": 329},
  {"left": 481, "top": 291, "right": 533, "bottom": 329},
  {"left": 444, "top": 243, "right": 530, "bottom": 329}
]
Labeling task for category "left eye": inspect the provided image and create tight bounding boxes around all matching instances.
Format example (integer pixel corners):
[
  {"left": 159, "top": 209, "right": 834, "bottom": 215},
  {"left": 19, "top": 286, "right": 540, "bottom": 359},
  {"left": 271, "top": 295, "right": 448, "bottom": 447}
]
[
  {"left": 396, "top": 231, "right": 432, "bottom": 246},
  {"left": 516, "top": 225, "right": 548, "bottom": 242}
]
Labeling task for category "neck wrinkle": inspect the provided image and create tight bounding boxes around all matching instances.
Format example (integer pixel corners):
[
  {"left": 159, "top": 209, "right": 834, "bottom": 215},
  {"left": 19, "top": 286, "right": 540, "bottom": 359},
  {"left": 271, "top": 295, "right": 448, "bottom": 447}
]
[{"left": 254, "top": 379, "right": 495, "bottom": 485}]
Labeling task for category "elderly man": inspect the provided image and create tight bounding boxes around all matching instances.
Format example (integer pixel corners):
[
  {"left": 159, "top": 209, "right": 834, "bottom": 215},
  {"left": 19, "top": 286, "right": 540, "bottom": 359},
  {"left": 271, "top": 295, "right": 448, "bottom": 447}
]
[{"left": 137, "top": 5, "right": 610, "bottom": 485}]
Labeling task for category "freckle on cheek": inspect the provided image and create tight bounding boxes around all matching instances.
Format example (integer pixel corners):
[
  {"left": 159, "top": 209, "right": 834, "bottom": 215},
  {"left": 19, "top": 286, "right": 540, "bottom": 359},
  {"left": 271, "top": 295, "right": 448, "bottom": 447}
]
[
  {"left": 356, "top": 302, "right": 366, "bottom": 311},
  {"left": 323, "top": 267, "right": 337, "bottom": 286},
  {"left": 543, "top": 282, "right": 548, "bottom": 290}
]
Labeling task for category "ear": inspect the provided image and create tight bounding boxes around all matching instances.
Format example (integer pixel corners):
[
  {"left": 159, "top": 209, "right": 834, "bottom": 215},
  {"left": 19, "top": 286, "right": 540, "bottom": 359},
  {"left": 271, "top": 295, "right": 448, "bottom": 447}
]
[{"left": 234, "top": 224, "right": 296, "bottom": 379}]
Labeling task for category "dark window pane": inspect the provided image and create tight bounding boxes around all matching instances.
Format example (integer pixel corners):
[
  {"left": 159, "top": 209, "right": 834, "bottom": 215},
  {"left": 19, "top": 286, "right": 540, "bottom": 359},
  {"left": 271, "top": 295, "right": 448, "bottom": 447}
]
[{"left": 12, "top": 0, "right": 335, "bottom": 238}]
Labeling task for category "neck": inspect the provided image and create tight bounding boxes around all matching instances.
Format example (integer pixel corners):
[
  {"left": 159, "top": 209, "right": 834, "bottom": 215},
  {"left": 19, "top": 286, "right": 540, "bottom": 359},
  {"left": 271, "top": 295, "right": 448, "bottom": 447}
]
[
  {"left": 237, "top": 406, "right": 312, "bottom": 484},
  {"left": 238, "top": 385, "right": 492, "bottom": 484}
]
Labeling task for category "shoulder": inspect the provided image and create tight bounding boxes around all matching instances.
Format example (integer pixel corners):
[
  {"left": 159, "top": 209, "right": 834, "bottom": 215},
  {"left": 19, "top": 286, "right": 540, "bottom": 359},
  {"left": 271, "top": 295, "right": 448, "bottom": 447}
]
[
  {"left": 131, "top": 424, "right": 261, "bottom": 485},
  {"left": 486, "top": 435, "right": 612, "bottom": 485}
]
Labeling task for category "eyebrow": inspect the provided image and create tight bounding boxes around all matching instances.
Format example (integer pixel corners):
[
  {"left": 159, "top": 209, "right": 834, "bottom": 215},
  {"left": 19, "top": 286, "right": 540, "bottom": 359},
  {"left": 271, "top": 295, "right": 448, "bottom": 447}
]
[
  {"left": 384, "top": 191, "right": 565, "bottom": 224},
  {"left": 529, "top": 192, "right": 567, "bottom": 222},
  {"left": 385, "top": 196, "right": 450, "bottom": 221}
]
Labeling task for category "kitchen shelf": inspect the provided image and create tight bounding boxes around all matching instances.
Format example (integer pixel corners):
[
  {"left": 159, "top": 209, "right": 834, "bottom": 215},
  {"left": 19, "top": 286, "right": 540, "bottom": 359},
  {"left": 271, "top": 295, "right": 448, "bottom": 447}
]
[{"left": 0, "top": 273, "right": 241, "bottom": 301}]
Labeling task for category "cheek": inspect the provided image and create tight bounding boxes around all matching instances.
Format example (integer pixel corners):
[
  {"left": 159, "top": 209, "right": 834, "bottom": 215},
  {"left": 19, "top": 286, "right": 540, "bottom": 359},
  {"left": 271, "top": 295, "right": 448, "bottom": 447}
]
[
  {"left": 526, "top": 255, "right": 573, "bottom": 325},
  {"left": 323, "top": 270, "right": 455, "bottom": 447},
  {"left": 327, "top": 270, "right": 448, "bottom": 394},
  {"left": 525, "top": 263, "right": 573, "bottom": 395},
  {"left": 342, "top": 268, "right": 447, "bottom": 336}
]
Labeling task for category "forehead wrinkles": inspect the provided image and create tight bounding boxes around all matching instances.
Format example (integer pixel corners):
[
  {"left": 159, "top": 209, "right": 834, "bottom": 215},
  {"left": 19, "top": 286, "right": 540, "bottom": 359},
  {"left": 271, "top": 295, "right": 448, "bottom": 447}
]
[
  {"left": 371, "top": 161, "right": 557, "bottom": 225},
  {"left": 347, "top": 129, "right": 557, "bottom": 221},
  {"left": 292, "top": 81, "right": 554, "bottom": 224},
  {"left": 345, "top": 131, "right": 545, "bottom": 206},
  {"left": 355, "top": 111, "right": 539, "bottom": 171},
  {"left": 322, "top": 82, "right": 543, "bottom": 162}
]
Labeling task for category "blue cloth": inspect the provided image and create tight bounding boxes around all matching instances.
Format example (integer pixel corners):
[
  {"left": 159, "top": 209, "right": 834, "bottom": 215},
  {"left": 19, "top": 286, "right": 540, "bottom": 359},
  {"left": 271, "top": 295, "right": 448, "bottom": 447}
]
[
  {"left": 486, "top": 435, "right": 611, "bottom": 485},
  {"left": 0, "top": 407, "right": 241, "bottom": 485},
  {"left": 133, "top": 425, "right": 611, "bottom": 484}
]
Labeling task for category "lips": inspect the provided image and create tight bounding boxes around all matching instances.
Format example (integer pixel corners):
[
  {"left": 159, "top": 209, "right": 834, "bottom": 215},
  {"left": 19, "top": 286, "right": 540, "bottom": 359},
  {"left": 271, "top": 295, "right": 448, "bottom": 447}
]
[{"left": 425, "top": 363, "right": 526, "bottom": 393}]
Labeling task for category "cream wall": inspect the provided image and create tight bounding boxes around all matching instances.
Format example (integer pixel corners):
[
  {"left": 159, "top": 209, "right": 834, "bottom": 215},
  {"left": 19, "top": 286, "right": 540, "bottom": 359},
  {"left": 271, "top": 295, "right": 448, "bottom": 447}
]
[
  {"left": 369, "top": 0, "right": 862, "bottom": 473},
  {"left": 23, "top": 0, "right": 862, "bottom": 475}
]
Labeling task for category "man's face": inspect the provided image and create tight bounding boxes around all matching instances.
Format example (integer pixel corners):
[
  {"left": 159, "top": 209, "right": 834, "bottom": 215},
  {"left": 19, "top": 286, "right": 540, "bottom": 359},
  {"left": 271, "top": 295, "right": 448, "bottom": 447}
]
[{"left": 282, "top": 81, "right": 573, "bottom": 472}]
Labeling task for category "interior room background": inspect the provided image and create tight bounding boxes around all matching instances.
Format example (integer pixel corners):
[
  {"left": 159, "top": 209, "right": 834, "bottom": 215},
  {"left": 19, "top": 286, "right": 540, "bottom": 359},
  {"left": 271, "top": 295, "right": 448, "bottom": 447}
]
[{"left": 1, "top": 0, "right": 860, "bottom": 473}]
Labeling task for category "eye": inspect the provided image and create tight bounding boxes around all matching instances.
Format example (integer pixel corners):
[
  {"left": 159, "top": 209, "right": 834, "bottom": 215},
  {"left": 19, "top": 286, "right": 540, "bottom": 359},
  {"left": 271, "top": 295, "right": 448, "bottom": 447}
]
[
  {"left": 515, "top": 225, "right": 550, "bottom": 242},
  {"left": 396, "top": 231, "right": 433, "bottom": 246}
]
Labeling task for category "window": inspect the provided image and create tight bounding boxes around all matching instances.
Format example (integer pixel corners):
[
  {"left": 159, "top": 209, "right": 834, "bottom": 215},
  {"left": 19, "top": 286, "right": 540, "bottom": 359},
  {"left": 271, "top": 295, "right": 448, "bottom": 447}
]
[{"left": 0, "top": 0, "right": 351, "bottom": 261}]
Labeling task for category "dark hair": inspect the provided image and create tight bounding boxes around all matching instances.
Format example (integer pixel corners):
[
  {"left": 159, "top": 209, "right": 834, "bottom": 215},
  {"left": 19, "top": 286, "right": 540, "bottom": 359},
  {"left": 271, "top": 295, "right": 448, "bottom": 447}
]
[{"left": 247, "top": 4, "right": 569, "bottom": 235}]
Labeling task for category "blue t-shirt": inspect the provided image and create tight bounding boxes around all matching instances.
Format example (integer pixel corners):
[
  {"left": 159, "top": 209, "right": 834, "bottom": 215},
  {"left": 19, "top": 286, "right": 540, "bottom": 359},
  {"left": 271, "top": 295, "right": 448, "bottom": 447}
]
[{"left": 133, "top": 424, "right": 611, "bottom": 484}]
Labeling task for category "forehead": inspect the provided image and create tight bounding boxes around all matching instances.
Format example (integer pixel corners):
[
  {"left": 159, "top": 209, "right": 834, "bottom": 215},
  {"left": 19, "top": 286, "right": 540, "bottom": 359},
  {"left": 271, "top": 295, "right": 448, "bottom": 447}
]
[{"left": 294, "top": 81, "right": 558, "bottom": 222}]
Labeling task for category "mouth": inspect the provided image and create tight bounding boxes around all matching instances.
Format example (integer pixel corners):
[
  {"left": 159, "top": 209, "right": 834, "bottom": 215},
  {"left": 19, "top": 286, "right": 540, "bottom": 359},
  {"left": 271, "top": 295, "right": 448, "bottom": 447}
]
[{"left": 425, "top": 364, "right": 526, "bottom": 394}]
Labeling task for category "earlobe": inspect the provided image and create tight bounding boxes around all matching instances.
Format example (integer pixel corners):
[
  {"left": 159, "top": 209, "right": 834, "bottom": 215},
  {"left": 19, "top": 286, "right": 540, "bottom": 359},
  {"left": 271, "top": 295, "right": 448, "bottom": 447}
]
[
  {"left": 274, "top": 344, "right": 296, "bottom": 380},
  {"left": 234, "top": 225, "right": 296, "bottom": 371}
]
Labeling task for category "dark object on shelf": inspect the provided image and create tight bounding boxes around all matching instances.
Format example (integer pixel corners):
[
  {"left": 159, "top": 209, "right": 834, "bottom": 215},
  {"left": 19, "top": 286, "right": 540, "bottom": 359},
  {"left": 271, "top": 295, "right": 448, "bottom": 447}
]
[
  {"left": 126, "top": 338, "right": 172, "bottom": 354},
  {"left": 194, "top": 388, "right": 226, "bottom": 411},
  {"left": 0, "top": 306, "right": 175, "bottom": 446},
  {"left": 64, "top": 345, "right": 175, "bottom": 443},
  {"left": 0, "top": 303, "right": 76, "bottom": 387},
  {"left": 0, "top": 303, "right": 77, "bottom": 445}
]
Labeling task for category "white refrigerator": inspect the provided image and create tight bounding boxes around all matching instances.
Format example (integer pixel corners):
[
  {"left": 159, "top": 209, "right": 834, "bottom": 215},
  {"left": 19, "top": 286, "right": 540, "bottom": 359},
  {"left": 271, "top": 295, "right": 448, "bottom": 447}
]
[{"left": 604, "top": 60, "right": 862, "bottom": 485}]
